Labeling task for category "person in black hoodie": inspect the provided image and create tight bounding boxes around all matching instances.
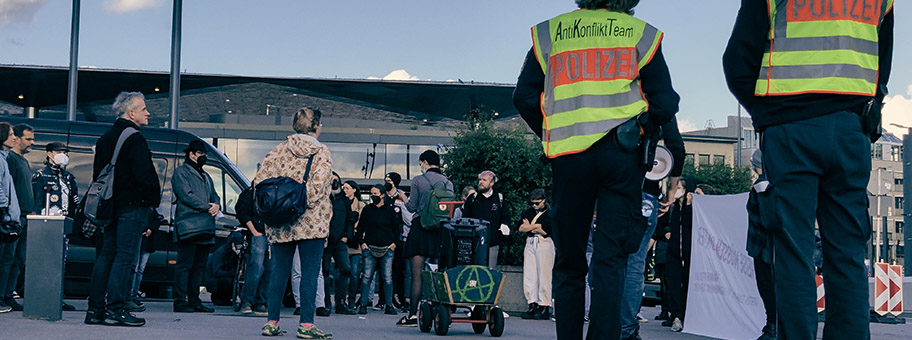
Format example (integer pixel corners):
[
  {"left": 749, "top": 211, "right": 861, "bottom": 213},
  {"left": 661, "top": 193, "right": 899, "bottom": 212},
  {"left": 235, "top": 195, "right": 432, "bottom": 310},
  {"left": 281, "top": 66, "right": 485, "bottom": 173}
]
[
  {"left": 86, "top": 92, "right": 161, "bottom": 327},
  {"left": 664, "top": 177, "right": 698, "bottom": 332},
  {"left": 462, "top": 170, "right": 511, "bottom": 268},
  {"left": 356, "top": 184, "right": 399, "bottom": 315},
  {"left": 323, "top": 172, "right": 357, "bottom": 315}
]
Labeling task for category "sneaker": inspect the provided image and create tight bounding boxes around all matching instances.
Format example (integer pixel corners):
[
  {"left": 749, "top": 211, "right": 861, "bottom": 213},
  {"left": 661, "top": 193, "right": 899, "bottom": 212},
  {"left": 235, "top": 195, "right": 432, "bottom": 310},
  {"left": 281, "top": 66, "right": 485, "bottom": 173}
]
[
  {"left": 534, "top": 306, "right": 552, "bottom": 320},
  {"left": 103, "top": 310, "right": 146, "bottom": 327},
  {"left": 0, "top": 305, "right": 11, "bottom": 313},
  {"left": 335, "top": 304, "right": 356, "bottom": 315},
  {"left": 293, "top": 307, "right": 300, "bottom": 315},
  {"left": 191, "top": 303, "right": 214, "bottom": 313},
  {"left": 254, "top": 304, "right": 268, "bottom": 316},
  {"left": 671, "top": 318, "right": 683, "bottom": 332},
  {"left": 262, "top": 322, "right": 283, "bottom": 336},
  {"left": 636, "top": 313, "right": 648, "bottom": 323},
  {"left": 132, "top": 298, "right": 144, "bottom": 307},
  {"left": 661, "top": 318, "right": 674, "bottom": 327},
  {"left": 124, "top": 300, "right": 146, "bottom": 312},
  {"left": 521, "top": 303, "right": 539, "bottom": 319},
  {"left": 3, "top": 298, "right": 22, "bottom": 311},
  {"left": 173, "top": 301, "right": 194, "bottom": 313},
  {"left": 373, "top": 303, "right": 385, "bottom": 311},
  {"left": 84, "top": 309, "right": 104, "bottom": 324},
  {"left": 316, "top": 307, "right": 331, "bottom": 317},
  {"left": 63, "top": 302, "right": 77, "bottom": 311},
  {"left": 358, "top": 306, "right": 367, "bottom": 315},
  {"left": 396, "top": 314, "right": 418, "bottom": 327},
  {"left": 240, "top": 303, "right": 254, "bottom": 314},
  {"left": 296, "top": 324, "right": 332, "bottom": 339},
  {"left": 384, "top": 306, "right": 398, "bottom": 315}
]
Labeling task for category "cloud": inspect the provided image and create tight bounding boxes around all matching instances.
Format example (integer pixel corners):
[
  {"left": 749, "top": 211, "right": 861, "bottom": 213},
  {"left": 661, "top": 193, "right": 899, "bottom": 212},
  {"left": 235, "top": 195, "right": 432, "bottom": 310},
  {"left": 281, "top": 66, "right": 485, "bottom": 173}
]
[
  {"left": 381, "top": 70, "right": 419, "bottom": 81},
  {"left": 104, "top": 0, "right": 162, "bottom": 14},
  {"left": 0, "top": 0, "right": 48, "bottom": 28},
  {"left": 881, "top": 84, "right": 912, "bottom": 136},
  {"left": 5, "top": 38, "right": 23, "bottom": 46},
  {"left": 676, "top": 118, "right": 700, "bottom": 132}
]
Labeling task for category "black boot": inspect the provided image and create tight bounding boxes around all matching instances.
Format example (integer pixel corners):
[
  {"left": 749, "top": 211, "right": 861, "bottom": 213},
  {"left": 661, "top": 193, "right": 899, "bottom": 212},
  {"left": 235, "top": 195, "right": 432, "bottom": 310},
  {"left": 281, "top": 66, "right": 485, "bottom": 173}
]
[
  {"left": 757, "top": 323, "right": 777, "bottom": 340},
  {"left": 534, "top": 306, "right": 552, "bottom": 320},
  {"left": 520, "top": 303, "right": 539, "bottom": 319}
]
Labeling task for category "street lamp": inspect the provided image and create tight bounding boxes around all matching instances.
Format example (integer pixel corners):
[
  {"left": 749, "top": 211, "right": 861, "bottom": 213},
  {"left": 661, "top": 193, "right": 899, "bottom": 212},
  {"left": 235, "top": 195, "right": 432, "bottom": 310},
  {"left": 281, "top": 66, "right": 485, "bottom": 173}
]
[{"left": 889, "top": 123, "right": 912, "bottom": 275}]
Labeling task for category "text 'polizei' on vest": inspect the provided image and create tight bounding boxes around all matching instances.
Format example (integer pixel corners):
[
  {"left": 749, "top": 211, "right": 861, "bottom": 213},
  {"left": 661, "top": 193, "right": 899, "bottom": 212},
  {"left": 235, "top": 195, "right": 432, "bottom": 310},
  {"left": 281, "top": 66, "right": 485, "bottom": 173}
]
[{"left": 550, "top": 47, "right": 638, "bottom": 86}]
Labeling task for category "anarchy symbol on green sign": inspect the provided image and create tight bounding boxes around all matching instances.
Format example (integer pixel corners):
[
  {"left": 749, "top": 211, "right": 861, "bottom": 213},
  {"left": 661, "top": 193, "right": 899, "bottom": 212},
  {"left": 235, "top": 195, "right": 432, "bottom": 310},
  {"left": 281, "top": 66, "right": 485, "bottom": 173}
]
[{"left": 452, "top": 266, "right": 496, "bottom": 303}]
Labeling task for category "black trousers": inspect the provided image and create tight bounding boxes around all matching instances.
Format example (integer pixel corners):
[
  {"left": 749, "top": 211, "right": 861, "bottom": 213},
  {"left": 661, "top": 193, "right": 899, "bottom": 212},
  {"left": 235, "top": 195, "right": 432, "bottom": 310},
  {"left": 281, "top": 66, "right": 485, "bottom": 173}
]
[
  {"left": 762, "top": 111, "right": 870, "bottom": 340},
  {"left": 754, "top": 257, "right": 776, "bottom": 326},
  {"left": 665, "top": 223, "right": 691, "bottom": 321},
  {"left": 173, "top": 242, "right": 211, "bottom": 305},
  {"left": 322, "top": 241, "right": 351, "bottom": 304},
  {"left": 551, "top": 134, "right": 645, "bottom": 340}
]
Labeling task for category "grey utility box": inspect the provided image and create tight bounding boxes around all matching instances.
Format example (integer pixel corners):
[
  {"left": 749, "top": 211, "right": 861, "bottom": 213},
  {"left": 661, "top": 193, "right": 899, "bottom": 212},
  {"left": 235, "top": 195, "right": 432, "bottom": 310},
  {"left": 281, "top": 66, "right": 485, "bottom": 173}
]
[{"left": 23, "top": 215, "right": 72, "bottom": 321}]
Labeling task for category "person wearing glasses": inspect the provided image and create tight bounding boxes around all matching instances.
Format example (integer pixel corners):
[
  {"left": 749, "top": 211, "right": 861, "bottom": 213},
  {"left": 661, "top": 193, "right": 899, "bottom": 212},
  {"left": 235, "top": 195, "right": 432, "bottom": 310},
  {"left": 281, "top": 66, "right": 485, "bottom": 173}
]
[
  {"left": 518, "top": 188, "right": 553, "bottom": 321},
  {"left": 171, "top": 140, "right": 220, "bottom": 313}
]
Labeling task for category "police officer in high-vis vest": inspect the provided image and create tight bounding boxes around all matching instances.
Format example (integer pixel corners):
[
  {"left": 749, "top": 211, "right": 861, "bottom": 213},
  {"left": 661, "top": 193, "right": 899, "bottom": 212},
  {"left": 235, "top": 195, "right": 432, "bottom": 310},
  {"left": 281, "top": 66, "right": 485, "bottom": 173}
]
[
  {"left": 723, "top": 0, "right": 894, "bottom": 339},
  {"left": 514, "top": 1, "right": 680, "bottom": 339}
]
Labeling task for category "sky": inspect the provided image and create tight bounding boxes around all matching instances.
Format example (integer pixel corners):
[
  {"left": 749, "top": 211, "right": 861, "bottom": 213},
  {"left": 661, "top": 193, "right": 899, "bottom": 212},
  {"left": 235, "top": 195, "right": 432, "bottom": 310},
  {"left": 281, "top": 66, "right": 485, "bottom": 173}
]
[{"left": 0, "top": 0, "right": 909, "bottom": 134}]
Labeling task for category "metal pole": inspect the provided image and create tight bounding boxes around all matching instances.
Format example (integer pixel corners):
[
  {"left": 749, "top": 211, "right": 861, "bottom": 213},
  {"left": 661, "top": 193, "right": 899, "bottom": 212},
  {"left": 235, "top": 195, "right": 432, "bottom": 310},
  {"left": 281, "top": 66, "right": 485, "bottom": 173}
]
[
  {"left": 877, "top": 167, "right": 882, "bottom": 262},
  {"left": 903, "top": 128, "right": 912, "bottom": 275},
  {"left": 737, "top": 105, "right": 742, "bottom": 167},
  {"left": 882, "top": 216, "right": 889, "bottom": 262},
  {"left": 66, "top": 0, "right": 81, "bottom": 121},
  {"left": 168, "top": 0, "right": 182, "bottom": 129}
]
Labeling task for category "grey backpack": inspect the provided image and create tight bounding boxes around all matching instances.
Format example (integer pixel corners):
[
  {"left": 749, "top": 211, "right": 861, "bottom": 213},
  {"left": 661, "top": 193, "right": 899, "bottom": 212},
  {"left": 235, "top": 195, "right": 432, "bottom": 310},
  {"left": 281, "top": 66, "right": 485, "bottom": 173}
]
[{"left": 83, "top": 127, "right": 138, "bottom": 226}]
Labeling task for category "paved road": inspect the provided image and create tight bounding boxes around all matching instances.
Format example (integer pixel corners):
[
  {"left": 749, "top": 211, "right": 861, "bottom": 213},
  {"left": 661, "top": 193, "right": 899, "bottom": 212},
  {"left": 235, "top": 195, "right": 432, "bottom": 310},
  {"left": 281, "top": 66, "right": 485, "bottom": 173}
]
[{"left": 1, "top": 299, "right": 909, "bottom": 339}]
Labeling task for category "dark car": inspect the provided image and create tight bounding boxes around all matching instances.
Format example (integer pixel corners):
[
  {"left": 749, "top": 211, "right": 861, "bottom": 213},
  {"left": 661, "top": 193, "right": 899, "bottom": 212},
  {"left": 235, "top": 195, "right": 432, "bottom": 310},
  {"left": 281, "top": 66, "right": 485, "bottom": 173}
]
[{"left": 0, "top": 116, "right": 250, "bottom": 298}]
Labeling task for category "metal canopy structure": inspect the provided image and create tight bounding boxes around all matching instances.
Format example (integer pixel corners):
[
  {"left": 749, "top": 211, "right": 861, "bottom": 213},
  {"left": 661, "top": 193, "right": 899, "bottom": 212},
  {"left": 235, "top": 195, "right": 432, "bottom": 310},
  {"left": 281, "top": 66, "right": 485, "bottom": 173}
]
[{"left": 0, "top": 65, "right": 519, "bottom": 121}]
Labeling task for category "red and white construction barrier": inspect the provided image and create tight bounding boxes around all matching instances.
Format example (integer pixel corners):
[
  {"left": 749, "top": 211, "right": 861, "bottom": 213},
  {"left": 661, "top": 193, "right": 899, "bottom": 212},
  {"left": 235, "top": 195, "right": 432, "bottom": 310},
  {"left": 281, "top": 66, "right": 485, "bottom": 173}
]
[
  {"left": 874, "top": 262, "right": 904, "bottom": 316},
  {"left": 816, "top": 274, "right": 825, "bottom": 312}
]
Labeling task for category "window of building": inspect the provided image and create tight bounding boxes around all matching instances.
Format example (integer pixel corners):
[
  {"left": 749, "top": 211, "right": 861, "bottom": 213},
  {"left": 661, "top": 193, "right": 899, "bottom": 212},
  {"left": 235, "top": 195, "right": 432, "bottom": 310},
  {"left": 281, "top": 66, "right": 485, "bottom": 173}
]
[
  {"left": 713, "top": 155, "right": 726, "bottom": 165},
  {"left": 698, "top": 154, "right": 710, "bottom": 166},
  {"left": 896, "top": 178, "right": 904, "bottom": 185},
  {"left": 895, "top": 196, "right": 904, "bottom": 210},
  {"left": 897, "top": 221, "right": 905, "bottom": 235},
  {"left": 873, "top": 144, "right": 883, "bottom": 160},
  {"left": 685, "top": 153, "right": 695, "bottom": 167},
  {"left": 893, "top": 145, "right": 903, "bottom": 162}
]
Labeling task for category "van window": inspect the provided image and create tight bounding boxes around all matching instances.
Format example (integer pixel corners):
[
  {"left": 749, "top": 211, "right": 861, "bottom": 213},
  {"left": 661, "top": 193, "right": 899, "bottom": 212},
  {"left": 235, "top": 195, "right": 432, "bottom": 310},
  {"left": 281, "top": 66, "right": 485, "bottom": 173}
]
[{"left": 204, "top": 164, "right": 243, "bottom": 215}]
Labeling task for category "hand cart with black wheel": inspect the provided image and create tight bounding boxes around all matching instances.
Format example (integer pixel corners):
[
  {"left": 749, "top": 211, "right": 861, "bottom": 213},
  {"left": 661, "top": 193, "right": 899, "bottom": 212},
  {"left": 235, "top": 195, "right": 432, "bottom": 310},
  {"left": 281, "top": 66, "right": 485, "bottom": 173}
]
[{"left": 417, "top": 217, "right": 506, "bottom": 337}]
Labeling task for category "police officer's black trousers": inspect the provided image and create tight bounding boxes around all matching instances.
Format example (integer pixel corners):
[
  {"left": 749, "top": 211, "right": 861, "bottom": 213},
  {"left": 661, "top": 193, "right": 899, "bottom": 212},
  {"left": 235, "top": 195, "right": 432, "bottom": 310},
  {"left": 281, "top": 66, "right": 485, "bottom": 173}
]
[
  {"left": 550, "top": 134, "right": 644, "bottom": 340},
  {"left": 762, "top": 111, "right": 871, "bottom": 340}
]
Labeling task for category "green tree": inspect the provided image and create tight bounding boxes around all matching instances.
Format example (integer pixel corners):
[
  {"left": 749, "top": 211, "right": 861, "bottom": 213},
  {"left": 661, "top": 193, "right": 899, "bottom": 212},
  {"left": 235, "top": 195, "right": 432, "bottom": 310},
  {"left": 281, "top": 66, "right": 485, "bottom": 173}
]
[
  {"left": 680, "top": 159, "right": 753, "bottom": 194},
  {"left": 442, "top": 113, "right": 551, "bottom": 266}
]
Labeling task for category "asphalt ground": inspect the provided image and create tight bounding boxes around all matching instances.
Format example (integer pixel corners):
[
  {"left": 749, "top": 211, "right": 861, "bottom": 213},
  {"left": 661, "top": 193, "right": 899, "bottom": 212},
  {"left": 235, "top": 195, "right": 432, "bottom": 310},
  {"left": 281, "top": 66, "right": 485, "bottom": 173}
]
[{"left": 1, "top": 298, "right": 909, "bottom": 339}]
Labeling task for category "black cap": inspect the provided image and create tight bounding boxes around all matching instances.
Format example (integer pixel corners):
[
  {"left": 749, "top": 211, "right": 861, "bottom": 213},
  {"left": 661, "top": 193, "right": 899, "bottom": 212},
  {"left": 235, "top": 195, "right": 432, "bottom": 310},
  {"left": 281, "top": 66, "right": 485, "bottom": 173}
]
[
  {"left": 386, "top": 172, "right": 401, "bottom": 187},
  {"left": 182, "top": 140, "right": 207, "bottom": 153},
  {"left": 46, "top": 142, "right": 70, "bottom": 152}
]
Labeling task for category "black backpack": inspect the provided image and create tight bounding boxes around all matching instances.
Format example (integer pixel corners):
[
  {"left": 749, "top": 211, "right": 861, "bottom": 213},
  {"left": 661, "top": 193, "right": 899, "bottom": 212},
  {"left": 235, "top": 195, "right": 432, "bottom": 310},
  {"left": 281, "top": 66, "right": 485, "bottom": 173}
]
[
  {"left": 84, "top": 127, "right": 138, "bottom": 227},
  {"left": 254, "top": 155, "right": 315, "bottom": 228}
]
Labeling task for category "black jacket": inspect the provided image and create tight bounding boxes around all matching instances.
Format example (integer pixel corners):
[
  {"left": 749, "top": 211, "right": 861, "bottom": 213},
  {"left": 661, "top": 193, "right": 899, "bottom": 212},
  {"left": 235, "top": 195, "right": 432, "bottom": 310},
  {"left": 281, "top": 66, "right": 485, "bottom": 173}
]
[
  {"left": 357, "top": 203, "right": 399, "bottom": 247},
  {"left": 93, "top": 118, "right": 161, "bottom": 210},
  {"left": 235, "top": 186, "right": 264, "bottom": 234},
  {"left": 329, "top": 194, "right": 356, "bottom": 244},
  {"left": 462, "top": 191, "right": 512, "bottom": 247},
  {"left": 7, "top": 151, "right": 34, "bottom": 213},
  {"left": 32, "top": 164, "right": 79, "bottom": 218},
  {"left": 722, "top": 0, "right": 894, "bottom": 130},
  {"left": 520, "top": 207, "right": 552, "bottom": 238}
]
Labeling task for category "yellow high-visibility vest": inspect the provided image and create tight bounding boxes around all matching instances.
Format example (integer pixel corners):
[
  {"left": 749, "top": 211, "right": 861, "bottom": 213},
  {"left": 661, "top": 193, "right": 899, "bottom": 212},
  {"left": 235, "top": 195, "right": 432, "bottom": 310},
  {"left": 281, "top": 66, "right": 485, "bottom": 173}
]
[
  {"left": 755, "top": 0, "right": 894, "bottom": 96},
  {"left": 532, "top": 9, "right": 662, "bottom": 158}
]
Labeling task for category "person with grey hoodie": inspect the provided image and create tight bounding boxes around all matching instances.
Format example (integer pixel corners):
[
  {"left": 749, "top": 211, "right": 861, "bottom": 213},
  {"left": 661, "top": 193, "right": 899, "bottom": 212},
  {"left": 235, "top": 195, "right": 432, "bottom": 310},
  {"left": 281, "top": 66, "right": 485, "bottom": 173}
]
[{"left": 0, "top": 122, "right": 20, "bottom": 314}]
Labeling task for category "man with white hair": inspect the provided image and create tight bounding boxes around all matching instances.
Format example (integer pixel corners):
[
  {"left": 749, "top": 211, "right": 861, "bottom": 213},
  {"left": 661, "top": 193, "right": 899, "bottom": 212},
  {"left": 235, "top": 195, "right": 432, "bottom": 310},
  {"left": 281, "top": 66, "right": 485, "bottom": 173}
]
[
  {"left": 462, "top": 170, "right": 512, "bottom": 268},
  {"left": 85, "top": 91, "right": 161, "bottom": 327}
]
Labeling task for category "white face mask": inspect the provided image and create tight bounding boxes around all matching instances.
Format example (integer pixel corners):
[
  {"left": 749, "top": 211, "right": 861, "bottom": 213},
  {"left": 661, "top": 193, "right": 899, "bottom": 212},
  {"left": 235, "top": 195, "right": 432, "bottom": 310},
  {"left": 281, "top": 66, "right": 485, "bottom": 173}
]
[
  {"left": 53, "top": 153, "right": 69, "bottom": 167},
  {"left": 674, "top": 189, "right": 685, "bottom": 200}
]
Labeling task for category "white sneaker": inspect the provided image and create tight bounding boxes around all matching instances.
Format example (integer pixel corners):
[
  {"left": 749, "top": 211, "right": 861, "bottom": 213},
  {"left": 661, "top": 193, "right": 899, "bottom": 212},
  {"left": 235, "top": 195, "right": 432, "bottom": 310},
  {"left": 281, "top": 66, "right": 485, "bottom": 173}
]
[
  {"left": 636, "top": 313, "right": 648, "bottom": 323},
  {"left": 671, "top": 318, "right": 683, "bottom": 332},
  {"left": 502, "top": 311, "right": 510, "bottom": 319},
  {"left": 0, "top": 305, "right": 11, "bottom": 313}
]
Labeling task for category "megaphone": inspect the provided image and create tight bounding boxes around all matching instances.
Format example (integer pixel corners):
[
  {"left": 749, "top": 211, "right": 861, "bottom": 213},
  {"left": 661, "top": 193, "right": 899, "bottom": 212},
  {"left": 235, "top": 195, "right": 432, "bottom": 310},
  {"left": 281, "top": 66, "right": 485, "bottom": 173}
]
[{"left": 645, "top": 145, "right": 673, "bottom": 181}]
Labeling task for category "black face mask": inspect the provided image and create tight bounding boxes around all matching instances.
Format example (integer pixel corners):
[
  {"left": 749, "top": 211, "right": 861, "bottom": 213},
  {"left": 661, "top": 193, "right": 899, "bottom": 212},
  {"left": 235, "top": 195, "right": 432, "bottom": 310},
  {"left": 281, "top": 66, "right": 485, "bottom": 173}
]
[
  {"left": 370, "top": 195, "right": 382, "bottom": 205},
  {"left": 332, "top": 179, "right": 341, "bottom": 191},
  {"left": 196, "top": 155, "right": 208, "bottom": 167},
  {"left": 384, "top": 183, "right": 394, "bottom": 192}
]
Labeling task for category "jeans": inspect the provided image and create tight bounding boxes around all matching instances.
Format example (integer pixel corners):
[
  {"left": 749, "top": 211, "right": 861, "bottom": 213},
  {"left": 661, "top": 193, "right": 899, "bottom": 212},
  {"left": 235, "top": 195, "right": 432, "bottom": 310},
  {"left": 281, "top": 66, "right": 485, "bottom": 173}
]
[
  {"left": 7, "top": 218, "right": 26, "bottom": 297},
  {"left": 268, "top": 238, "right": 323, "bottom": 324},
  {"left": 0, "top": 239, "right": 18, "bottom": 299},
  {"left": 88, "top": 206, "right": 152, "bottom": 312},
  {"left": 131, "top": 250, "right": 151, "bottom": 299},
  {"left": 242, "top": 235, "right": 269, "bottom": 306},
  {"left": 550, "top": 134, "right": 644, "bottom": 340},
  {"left": 764, "top": 111, "right": 871, "bottom": 340},
  {"left": 173, "top": 242, "right": 211, "bottom": 305},
  {"left": 348, "top": 252, "right": 363, "bottom": 305},
  {"left": 360, "top": 248, "right": 394, "bottom": 307},
  {"left": 322, "top": 241, "right": 351, "bottom": 304},
  {"left": 292, "top": 248, "right": 325, "bottom": 308},
  {"left": 620, "top": 193, "right": 660, "bottom": 338}
]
